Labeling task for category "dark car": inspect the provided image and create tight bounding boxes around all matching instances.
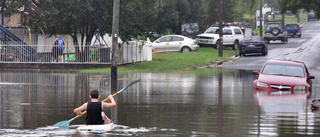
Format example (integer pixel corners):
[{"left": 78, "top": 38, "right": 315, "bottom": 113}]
[
  {"left": 253, "top": 60, "right": 315, "bottom": 92},
  {"left": 264, "top": 22, "right": 288, "bottom": 44},
  {"left": 285, "top": 23, "right": 301, "bottom": 37},
  {"left": 308, "top": 11, "right": 318, "bottom": 21},
  {"left": 239, "top": 36, "right": 267, "bottom": 56}
]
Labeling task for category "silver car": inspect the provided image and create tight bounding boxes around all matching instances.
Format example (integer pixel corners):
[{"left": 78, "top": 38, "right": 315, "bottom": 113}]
[
  {"left": 264, "top": 22, "right": 288, "bottom": 44},
  {"left": 152, "top": 35, "right": 199, "bottom": 53}
]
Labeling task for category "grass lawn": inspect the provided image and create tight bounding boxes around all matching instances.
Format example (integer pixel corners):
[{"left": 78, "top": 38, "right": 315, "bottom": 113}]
[{"left": 80, "top": 47, "right": 239, "bottom": 74}]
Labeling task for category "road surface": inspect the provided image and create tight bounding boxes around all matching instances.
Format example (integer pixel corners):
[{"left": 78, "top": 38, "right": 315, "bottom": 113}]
[{"left": 222, "top": 20, "right": 320, "bottom": 72}]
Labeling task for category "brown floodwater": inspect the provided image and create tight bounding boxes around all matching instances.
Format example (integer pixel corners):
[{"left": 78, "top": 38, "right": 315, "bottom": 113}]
[{"left": 1, "top": 69, "right": 320, "bottom": 136}]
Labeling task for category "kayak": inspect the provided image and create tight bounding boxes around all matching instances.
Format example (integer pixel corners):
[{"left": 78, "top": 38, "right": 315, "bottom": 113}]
[{"left": 76, "top": 123, "right": 114, "bottom": 134}]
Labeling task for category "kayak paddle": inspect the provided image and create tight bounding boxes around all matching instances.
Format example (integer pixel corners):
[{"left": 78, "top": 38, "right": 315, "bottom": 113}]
[{"left": 53, "top": 79, "right": 141, "bottom": 127}]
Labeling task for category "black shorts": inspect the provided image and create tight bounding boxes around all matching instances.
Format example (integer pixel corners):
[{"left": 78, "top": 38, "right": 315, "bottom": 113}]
[{"left": 52, "top": 46, "right": 63, "bottom": 58}]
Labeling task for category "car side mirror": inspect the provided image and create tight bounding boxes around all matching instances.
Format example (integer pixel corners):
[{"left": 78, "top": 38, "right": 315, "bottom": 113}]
[
  {"left": 308, "top": 75, "right": 315, "bottom": 79},
  {"left": 252, "top": 71, "right": 259, "bottom": 75}
]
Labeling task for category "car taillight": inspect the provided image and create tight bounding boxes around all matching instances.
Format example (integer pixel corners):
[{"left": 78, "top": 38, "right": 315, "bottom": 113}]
[{"left": 298, "top": 29, "right": 301, "bottom": 32}]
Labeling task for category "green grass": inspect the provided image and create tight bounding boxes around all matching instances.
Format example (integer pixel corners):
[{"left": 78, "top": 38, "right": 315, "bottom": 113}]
[{"left": 80, "top": 47, "right": 239, "bottom": 74}]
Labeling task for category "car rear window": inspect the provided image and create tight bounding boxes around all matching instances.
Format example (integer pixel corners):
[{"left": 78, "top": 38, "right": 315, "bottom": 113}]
[
  {"left": 286, "top": 24, "right": 299, "bottom": 29},
  {"left": 265, "top": 23, "right": 282, "bottom": 32},
  {"left": 262, "top": 63, "right": 305, "bottom": 77}
]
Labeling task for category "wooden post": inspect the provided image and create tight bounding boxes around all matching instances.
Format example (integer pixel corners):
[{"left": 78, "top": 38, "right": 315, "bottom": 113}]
[
  {"left": 111, "top": 0, "right": 120, "bottom": 93},
  {"left": 218, "top": 0, "right": 223, "bottom": 57}
]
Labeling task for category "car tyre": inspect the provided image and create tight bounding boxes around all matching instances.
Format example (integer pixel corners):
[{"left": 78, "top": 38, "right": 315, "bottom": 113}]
[
  {"left": 262, "top": 48, "right": 268, "bottom": 56},
  {"left": 233, "top": 41, "right": 239, "bottom": 50},
  {"left": 265, "top": 40, "right": 270, "bottom": 44},
  {"left": 181, "top": 46, "right": 191, "bottom": 53},
  {"left": 271, "top": 27, "right": 280, "bottom": 36}
]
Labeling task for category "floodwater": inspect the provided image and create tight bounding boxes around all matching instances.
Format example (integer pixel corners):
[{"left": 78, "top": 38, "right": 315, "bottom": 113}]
[{"left": 1, "top": 69, "right": 320, "bottom": 136}]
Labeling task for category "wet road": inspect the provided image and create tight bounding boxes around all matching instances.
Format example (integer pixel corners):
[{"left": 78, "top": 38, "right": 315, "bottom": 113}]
[{"left": 223, "top": 20, "right": 320, "bottom": 71}]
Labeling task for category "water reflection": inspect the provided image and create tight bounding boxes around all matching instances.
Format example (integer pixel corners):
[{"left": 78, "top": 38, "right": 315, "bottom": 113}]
[{"left": 0, "top": 70, "right": 319, "bottom": 136}]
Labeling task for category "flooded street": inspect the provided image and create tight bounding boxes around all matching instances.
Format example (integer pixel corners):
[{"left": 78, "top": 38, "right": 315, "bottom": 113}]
[{"left": 1, "top": 69, "right": 320, "bottom": 136}]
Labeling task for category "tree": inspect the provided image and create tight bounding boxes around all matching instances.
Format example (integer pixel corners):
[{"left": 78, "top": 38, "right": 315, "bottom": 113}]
[
  {"left": 201, "top": 0, "right": 241, "bottom": 31},
  {"left": 119, "top": 0, "right": 157, "bottom": 41},
  {"left": 155, "top": 0, "right": 205, "bottom": 34},
  {"left": 249, "top": 0, "right": 263, "bottom": 36},
  {"left": 284, "top": 0, "right": 320, "bottom": 18},
  {"left": 0, "top": 0, "right": 24, "bottom": 25},
  {"left": 27, "top": 0, "right": 113, "bottom": 62}
]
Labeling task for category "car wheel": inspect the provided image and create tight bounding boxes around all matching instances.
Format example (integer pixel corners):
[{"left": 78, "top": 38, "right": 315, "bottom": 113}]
[
  {"left": 233, "top": 41, "right": 239, "bottom": 50},
  {"left": 262, "top": 48, "right": 268, "bottom": 56},
  {"left": 181, "top": 46, "right": 191, "bottom": 53},
  {"left": 265, "top": 40, "right": 270, "bottom": 44},
  {"left": 271, "top": 28, "right": 280, "bottom": 36},
  {"left": 299, "top": 35, "right": 301, "bottom": 37}
]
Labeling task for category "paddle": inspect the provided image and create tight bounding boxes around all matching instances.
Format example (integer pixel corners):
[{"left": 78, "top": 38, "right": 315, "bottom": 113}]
[{"left": 53, "top": 79, "right": 141, "bottom": 127}]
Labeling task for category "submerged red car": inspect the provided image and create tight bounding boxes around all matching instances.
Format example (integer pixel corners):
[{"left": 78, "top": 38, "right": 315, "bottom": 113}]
[{"left": 253, "top": 60, "right": 315, "bottom": 92}]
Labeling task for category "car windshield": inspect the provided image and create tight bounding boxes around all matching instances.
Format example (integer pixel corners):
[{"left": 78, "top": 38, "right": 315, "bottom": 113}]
[
  {"left": 262, "top": 63, "right": 305, "bottom": 77},
  {"left": 265, "top": 24, "right": 282, "bottom": 32},
  {"left": 204, "top": 28, "right": 219, "bottom": 34}
]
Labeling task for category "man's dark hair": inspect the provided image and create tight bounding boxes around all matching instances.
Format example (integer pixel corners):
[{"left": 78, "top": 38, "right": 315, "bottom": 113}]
[{"left": 90, "top": 89, "right": 99, "bottom": 98}]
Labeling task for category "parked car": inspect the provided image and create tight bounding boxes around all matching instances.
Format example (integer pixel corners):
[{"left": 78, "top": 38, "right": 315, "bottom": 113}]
[
  {"left": 238, "top": 19, "right": 250, "bottom": 27},
  {"left": 239, "top": 36, "right": 267, "bottom": 56},
  {"left": 181, "top": 23, "right": 199, "bottom": 39},
  {"left": 308, "top": 11, "right": 318, "bottom": 21},
  {"left": 264, "top": 22, "right": 288, "bottom": 44},
  {"left": 196, "top": 25, "right": 244, "bottom": 49},
  {"left": 152, "top": 35, "right": 199, "bottom": 53},
  {"left": 285, "top": 23, "right": 301, "bottom": 37},
  {"left": 253, "top": 60, "right": 315, "bottom": 92}
]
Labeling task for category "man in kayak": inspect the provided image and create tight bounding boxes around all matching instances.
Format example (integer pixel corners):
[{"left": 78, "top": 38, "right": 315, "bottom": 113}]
[{"left": 74, "top": 89, "right": 116, "bottom": 125}]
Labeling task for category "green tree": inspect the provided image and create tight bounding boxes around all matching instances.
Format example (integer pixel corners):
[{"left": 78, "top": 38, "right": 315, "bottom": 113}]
[
  {"left": 200, "top": 0, "right": 241, "bottom": 31},
  {"left": 119, "top": 0, "right": 157, "bottom": 41},
  {"left": 27, "top": 0, "right": 113, "bottom": 62},
  {"left": 0, "top": 0, "right": 24, "bottom": 25},
  {"left": 155, "top": 0, "right": 205, "bottom": 34},
  {"left": 249, "top": 0, "right": 263, "bottom": 36},
  {"left": 285, "top": 0, "right": 320, "bottom": 18}
]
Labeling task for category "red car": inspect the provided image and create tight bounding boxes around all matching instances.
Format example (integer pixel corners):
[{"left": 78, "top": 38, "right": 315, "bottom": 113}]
[{"left": 253, "top": 60, "right": 315, "bottom": 93}]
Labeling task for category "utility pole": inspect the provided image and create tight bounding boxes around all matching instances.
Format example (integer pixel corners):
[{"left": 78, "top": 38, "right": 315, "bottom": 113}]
[
  {"left": 218, "top": 0, "right": 223, "bottom": 57},
  {"left": 111, "top": 0, "right": 120, "bottom": 93}
]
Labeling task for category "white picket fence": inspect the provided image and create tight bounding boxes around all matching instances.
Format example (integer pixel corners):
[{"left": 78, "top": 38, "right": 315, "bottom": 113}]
[{"left": 0, "top": 39, "right": 152, "bottom": 64}]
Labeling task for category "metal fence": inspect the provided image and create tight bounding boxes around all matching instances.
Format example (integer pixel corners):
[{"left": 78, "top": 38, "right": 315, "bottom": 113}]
[{"left": 0, "top": 40, "right": 152, "bottom": 64}]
